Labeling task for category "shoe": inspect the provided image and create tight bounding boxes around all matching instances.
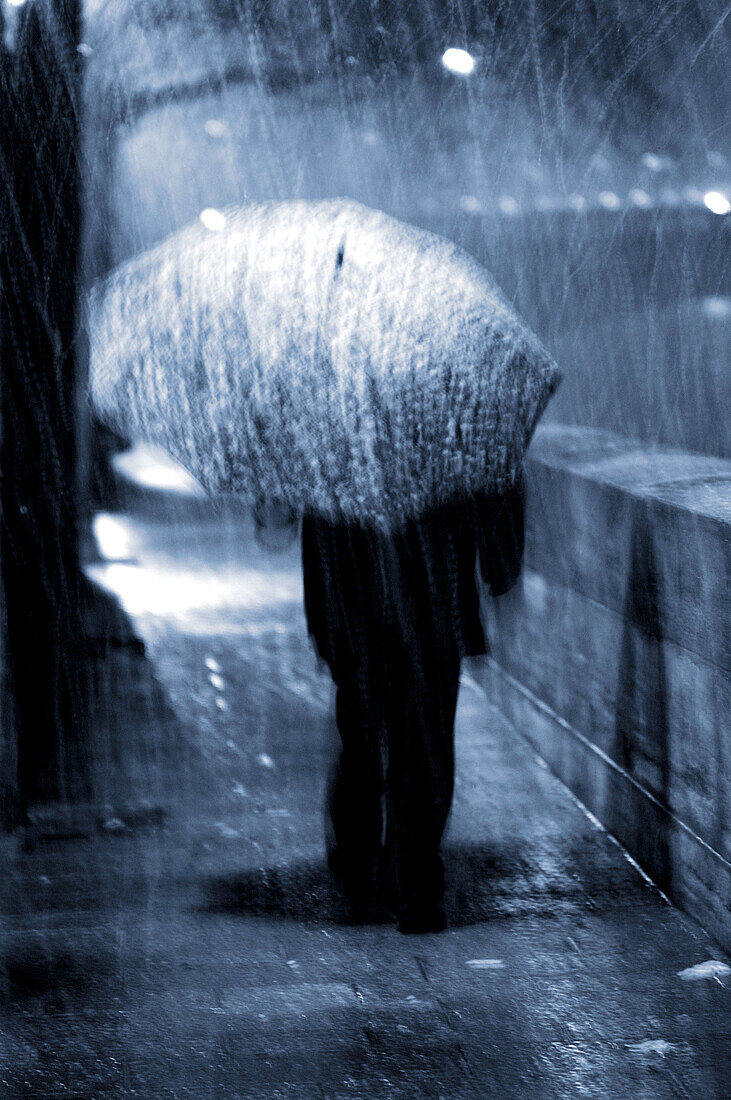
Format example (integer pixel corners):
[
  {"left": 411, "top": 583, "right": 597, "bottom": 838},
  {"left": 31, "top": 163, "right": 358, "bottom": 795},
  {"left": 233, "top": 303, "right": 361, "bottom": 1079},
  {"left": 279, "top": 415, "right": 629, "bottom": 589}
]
[{"left": 328, "top": 844, "right": 390, "bottom": 921}]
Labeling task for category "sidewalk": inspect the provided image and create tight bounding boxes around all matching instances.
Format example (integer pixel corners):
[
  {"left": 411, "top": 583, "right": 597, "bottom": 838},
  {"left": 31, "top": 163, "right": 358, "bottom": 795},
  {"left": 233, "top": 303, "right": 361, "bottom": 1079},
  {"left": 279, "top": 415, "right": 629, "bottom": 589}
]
[{"left": 1, "top": 488, "right": 728, "bottom": 1098}]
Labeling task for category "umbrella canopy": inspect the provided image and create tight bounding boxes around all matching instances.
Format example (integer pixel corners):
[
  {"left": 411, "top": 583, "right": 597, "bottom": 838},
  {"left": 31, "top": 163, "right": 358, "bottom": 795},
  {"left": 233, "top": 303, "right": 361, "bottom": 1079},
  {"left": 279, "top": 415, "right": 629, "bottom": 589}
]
[{"left": 89, "top": 200, "right": 560, "bottom": 528}]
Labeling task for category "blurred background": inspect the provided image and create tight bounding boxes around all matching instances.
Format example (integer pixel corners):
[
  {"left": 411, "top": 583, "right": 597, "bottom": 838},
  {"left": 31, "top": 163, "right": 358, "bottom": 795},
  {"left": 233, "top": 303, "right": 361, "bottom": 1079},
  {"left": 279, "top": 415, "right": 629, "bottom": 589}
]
[
  {"left": 83, "top": 0, "right": 730, "bottom": 458},
  {"left": 1, "top": 6, "right": 729, "bottom": 1095}
]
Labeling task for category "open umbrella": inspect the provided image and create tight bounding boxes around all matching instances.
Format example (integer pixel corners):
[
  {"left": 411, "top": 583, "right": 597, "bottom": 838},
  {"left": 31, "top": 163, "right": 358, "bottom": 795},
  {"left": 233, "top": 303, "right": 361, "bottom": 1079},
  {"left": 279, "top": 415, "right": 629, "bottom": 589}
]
[{"left": 89, "top": 200, "right": 560, "bottom": 528}]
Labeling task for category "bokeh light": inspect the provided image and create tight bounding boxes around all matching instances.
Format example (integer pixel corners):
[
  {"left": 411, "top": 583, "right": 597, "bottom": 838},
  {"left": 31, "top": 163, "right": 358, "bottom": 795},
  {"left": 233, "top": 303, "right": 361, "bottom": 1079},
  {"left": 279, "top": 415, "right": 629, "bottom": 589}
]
[
  {"left": 704, "top": 191, "right": 730, "bottom": 215},
  {"left": 199, "top": 207, "right": 227, "bottom": 231},
  {"left": 441, "top": 48, "right": 475, "bottom": 75}
]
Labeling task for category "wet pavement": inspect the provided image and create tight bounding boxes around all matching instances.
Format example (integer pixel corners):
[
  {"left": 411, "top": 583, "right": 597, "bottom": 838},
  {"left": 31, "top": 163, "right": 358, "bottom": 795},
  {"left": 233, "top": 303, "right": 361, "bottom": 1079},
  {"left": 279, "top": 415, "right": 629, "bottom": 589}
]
[{"left": 1, "top": 484, "right": 729, "bottom": 1098}]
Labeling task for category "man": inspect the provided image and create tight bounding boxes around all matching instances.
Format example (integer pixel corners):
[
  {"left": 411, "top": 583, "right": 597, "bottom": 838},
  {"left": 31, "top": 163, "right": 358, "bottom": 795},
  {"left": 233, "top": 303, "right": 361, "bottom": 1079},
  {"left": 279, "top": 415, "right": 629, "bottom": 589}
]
[{"left": 301, "top": 475, "right": 525, "bottom": 933}]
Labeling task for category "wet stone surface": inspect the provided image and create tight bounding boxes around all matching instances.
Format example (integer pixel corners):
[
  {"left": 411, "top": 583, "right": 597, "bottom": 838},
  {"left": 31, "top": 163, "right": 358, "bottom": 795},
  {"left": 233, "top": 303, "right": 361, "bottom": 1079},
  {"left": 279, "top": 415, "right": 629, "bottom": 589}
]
[{"left": 1, "top": 504, "right": 729, "bottom": 1098}]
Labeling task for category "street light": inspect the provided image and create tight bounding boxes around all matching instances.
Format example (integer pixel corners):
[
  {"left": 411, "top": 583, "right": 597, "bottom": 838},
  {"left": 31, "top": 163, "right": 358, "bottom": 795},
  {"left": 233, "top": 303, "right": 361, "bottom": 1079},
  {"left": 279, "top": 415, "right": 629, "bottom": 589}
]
[
  {"left": 704, "top": 191, "right": 730, "bottom": 216},
  {"left": 441, "top": 48, "right": 475, "bottom": 76}
]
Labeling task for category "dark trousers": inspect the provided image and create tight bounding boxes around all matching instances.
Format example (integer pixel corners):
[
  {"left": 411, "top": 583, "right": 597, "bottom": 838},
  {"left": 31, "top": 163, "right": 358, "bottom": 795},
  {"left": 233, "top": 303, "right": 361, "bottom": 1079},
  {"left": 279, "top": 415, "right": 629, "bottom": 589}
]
[
  {"left": 302, "top": 514, "right": 464, "bottom": 912},
  {"left": 329, "top": 631, "right": 460, "bottom": 910}
]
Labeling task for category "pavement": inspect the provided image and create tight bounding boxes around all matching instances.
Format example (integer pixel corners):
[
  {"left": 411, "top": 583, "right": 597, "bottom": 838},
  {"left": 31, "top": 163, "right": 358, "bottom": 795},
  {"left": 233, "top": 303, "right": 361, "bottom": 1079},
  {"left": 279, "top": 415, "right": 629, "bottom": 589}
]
[{"left": 1, "top": 477, "right": 729, "bottom": 1098}]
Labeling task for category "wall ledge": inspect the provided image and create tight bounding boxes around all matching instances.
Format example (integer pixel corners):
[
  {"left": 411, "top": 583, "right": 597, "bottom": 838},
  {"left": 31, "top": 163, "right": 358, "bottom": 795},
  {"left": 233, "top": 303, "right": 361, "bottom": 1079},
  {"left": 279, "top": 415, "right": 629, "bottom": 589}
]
[{"left": 483, "top": 424, "right": 730, "bottom": 950}]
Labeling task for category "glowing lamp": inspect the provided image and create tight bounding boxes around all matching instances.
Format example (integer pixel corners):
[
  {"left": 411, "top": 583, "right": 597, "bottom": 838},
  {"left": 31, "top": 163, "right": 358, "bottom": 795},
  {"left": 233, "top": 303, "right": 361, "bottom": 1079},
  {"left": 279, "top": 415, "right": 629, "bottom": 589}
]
[
  {"left": 441, "top": 48, "right": 475, "bottom": 75},
  {"left": 704, "top": 191, "right": 730, "bottom": 216}
]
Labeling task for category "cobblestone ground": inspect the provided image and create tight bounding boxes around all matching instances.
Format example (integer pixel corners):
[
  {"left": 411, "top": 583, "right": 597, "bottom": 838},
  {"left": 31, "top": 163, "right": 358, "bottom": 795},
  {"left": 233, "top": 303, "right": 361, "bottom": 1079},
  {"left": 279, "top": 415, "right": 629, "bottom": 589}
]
[{"left": 1, "top": 494, "right": 728, "bottom": 1098}]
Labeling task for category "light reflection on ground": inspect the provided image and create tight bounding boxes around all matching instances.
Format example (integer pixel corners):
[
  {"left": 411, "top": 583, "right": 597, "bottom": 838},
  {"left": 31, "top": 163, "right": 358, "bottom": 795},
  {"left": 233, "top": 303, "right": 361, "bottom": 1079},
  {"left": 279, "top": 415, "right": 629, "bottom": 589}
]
[
  {"left": 86, "top": 558, "right": 302, "bottom": 622},
  {"left": 112, "top": 442, "right": 205, "bottom": 494},
  {"left": 92, "top": 512, "right": 138, "bottom": 561}
]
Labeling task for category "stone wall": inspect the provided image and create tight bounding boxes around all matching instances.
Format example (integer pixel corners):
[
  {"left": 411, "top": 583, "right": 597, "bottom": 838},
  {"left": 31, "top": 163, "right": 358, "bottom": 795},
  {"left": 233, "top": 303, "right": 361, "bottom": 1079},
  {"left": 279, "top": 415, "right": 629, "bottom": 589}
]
[{"left": 480, "top": 424, "right": 730, "bottom": 949}]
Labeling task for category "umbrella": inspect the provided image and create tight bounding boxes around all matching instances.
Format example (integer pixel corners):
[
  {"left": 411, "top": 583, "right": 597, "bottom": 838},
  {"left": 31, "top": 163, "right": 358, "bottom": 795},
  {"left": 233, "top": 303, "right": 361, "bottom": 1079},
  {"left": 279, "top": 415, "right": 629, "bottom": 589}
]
[{"left": 89, "top": 199, "right": 560, "bottom": 528}]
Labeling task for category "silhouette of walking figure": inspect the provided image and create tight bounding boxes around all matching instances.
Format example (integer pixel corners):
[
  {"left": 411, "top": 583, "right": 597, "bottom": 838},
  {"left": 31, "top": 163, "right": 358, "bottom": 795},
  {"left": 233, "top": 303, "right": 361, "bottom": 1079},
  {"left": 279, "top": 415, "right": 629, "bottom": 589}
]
[{"left": 302, "top": 476, "right": 525, "bottom": 932}]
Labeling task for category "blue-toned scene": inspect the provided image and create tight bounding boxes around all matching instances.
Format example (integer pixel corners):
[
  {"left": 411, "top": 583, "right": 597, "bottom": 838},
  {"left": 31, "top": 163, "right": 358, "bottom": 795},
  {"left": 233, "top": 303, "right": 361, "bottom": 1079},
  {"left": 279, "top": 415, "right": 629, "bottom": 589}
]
[{"left": 1, "top": 1, "right": 729, "bottom": 1097}]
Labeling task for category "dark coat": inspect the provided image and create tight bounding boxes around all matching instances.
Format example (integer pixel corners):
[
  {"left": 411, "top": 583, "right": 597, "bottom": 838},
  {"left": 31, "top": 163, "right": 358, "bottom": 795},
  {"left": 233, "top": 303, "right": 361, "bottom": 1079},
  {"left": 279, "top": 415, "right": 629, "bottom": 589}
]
[{"left": 301, "top": 477, "right": 525, "bottom": 678}]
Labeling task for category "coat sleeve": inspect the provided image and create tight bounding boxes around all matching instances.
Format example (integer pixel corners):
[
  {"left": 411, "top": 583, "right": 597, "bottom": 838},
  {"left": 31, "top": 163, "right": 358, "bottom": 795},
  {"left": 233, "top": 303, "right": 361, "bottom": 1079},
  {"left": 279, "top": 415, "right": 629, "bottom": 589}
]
[
  {"left": 301, "top": 515, "right": 331, "bottom": 661},
  {"left": 473, "top": 470, "right": 526, "bottom": 597}
]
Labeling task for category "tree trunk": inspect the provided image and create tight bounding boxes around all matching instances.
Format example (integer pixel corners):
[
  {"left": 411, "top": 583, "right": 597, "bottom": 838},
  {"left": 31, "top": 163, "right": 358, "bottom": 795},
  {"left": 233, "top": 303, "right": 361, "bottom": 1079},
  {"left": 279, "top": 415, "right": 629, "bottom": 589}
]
[{"left": 0, "top": 0, "right": 90, "bottom": 822}]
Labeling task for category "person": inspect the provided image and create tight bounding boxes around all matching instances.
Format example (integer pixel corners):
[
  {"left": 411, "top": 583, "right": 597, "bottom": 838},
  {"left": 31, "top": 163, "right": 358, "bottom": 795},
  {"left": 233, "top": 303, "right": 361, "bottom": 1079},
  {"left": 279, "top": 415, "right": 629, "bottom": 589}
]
[{"left": 301, "top": 474, "right": 525, "bottom": 933}]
